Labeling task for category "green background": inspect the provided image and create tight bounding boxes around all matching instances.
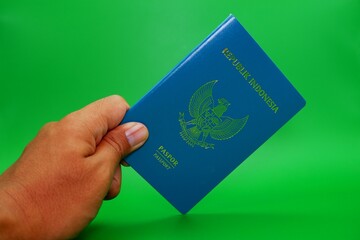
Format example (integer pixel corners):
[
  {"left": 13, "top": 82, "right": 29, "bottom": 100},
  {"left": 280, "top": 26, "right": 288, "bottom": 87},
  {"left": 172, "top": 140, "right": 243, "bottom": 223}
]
[{"left": 1, "top": 0, "right": 359, "bottom": 239}]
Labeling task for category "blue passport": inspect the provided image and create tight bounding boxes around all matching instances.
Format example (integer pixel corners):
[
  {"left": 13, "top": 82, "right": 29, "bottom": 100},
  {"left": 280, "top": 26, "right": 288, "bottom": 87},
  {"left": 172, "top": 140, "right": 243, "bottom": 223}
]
[{"left": 122, "top": 15, "right": 305, "bottom": 214}]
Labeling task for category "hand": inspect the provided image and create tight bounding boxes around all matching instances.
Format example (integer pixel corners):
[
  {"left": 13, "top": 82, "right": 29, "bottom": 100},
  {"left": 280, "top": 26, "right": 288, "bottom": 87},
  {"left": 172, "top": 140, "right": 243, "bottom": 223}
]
[{"left": 0, "top": 95, "right": 148, "bottom": 239}]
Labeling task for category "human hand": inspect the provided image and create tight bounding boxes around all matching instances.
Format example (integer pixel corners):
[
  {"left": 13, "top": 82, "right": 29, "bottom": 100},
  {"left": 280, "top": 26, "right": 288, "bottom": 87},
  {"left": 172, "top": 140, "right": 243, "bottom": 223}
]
[{"left": 0, "top": 95, "right": 148, "bottom": 239}]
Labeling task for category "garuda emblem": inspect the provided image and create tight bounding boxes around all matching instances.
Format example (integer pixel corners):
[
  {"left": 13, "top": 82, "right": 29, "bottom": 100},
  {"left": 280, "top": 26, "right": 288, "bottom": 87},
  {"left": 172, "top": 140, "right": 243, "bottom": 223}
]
[{"left": 179, "top": 80, "right": 249, "bottom": 149}]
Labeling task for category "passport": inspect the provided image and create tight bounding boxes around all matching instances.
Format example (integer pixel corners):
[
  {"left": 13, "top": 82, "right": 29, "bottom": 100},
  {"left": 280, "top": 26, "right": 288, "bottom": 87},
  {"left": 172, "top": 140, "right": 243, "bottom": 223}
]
[{"left": 122, "top": 14, "right": 306, "bottom": 214}]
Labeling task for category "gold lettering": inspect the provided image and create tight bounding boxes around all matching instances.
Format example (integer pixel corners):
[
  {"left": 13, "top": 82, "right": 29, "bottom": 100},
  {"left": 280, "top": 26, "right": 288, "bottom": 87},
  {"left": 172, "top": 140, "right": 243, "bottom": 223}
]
[
  {"left": 243, "top": 72, "right": 251, "bottom": 80},
  {"left": 273, "top": 106, "right": 279, "bottom": 113},
  {"left": 222, "top": 48, "right": 279, "bottom": 114},
  {"left": 153, "top": 153, "right": 171, "bottom": 170},
  {"left": 154, "top": 145, "right": 179, "bottom": 169}
]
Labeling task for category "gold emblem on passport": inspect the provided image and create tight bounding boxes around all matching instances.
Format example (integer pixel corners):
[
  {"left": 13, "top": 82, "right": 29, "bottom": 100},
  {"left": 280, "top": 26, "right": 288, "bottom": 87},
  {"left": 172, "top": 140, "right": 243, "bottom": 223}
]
[{"left": 179, "top": 80, "right": 249, "bottom": 149}]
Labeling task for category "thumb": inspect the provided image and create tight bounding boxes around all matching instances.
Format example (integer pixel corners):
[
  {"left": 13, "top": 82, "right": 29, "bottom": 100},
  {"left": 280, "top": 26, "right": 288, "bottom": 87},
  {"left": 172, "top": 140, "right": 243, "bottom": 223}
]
[
  {"left": 91, "top": 122, "right": 148, "bottom": 201},
  {"left": 92, "top": 122, "right": 149, "bottom": 167}
]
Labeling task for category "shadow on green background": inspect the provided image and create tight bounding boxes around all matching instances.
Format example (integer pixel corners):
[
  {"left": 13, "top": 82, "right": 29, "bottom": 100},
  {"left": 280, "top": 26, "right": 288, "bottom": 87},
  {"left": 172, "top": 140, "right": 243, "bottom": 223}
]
[
  {"left": 1, "top": 0, "right": 359, "bottom": 239},
  {"left": 77, "top": 213, "right": 358, "bottom": 240}
]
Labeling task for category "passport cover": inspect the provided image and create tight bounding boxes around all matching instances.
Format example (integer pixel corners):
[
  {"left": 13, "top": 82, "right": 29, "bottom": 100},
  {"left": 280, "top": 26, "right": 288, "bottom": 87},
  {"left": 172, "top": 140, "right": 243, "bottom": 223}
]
[{"left": 122, "top": 14, "right": 306, "bottom": 214}]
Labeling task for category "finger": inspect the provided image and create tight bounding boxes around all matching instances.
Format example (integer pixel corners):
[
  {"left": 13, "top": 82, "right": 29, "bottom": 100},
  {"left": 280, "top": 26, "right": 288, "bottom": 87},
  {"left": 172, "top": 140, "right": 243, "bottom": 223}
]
[
  {"left": 91, "top": 122, "right": 148, "bottom": 169},
  {"left": 104, "top": 165, "right": 122, "bottom": 200},
  {"left": 62, "top": 95, "right": 130, "bottom": 145},
  {"left": 120, "top": 160, "right": 130, "bottom": 167}
]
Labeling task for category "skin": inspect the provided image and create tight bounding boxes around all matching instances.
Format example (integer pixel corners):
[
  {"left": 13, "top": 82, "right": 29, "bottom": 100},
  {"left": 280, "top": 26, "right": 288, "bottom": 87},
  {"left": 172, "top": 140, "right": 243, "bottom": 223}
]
[{"left": 0, "top": 95, "right": 149, "bottom": 239}]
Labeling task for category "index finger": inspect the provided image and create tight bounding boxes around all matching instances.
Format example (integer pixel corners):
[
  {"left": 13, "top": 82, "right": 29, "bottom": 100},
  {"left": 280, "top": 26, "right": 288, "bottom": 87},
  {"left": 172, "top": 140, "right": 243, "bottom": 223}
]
[{"left": 62, "top": 95, "right": 129, "bottom": 145}]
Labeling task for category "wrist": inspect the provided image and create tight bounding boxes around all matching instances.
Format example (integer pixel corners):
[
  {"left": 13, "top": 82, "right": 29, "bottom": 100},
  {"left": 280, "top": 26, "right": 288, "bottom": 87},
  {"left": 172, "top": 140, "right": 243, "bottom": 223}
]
[
  {"left": 0, "top": 187, "right": 26, "bottom": 239},
  {"left": 0, "top": 178, "right": 42, "bottom": 240}
]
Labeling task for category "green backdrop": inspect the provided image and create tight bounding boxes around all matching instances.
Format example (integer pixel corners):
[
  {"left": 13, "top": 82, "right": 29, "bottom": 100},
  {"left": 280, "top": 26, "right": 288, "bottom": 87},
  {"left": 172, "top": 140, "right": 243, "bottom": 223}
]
[{"left": 1, "top": 0, "right": 359, "bottom": 239}]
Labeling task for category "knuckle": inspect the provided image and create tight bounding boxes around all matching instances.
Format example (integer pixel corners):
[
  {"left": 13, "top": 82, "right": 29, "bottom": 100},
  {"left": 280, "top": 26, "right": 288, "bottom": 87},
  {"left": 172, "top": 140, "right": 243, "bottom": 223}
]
[
  {"left": 40, "top": 121, "right": 57, "bottom": 132},
  {"left": 38, "top": 118, "right": 84, "bottom": 153},
  {"left": 109, "top": 95, "right": 130, "bottom": 111},
  {"left": 61, "top": 112, "right": 79, "bottom": 126},
  {"left": 38, "top": 121, "right": 59, "bottom": 138},
  {"left": 102, "top": 132, "right": 129, "bottom": 159}
]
